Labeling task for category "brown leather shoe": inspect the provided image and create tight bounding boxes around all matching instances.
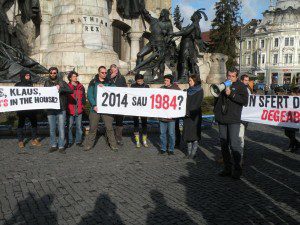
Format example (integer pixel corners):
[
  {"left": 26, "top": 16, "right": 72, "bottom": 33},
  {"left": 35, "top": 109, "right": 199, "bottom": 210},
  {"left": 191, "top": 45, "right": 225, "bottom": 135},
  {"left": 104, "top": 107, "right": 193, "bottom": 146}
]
[
  {"left": 31, "top": 139, "right": 41, "bottom": 147},
  {"left": 18, "top": 141, "right": 25, "bottom": 148}
]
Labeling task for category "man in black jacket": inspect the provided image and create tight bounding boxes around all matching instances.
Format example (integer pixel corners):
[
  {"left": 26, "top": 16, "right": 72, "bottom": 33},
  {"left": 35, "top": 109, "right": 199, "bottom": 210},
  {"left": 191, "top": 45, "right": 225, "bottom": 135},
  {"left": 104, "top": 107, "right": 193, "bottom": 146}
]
[
  {"left": 214, "top": 68, "right": 248, "bottom": 179},
  {"left": 44, "top": 67, "right": 73, "bottom": 153},
  {"left": 107, "top": 64, "right": 127, "bottom": 146}
]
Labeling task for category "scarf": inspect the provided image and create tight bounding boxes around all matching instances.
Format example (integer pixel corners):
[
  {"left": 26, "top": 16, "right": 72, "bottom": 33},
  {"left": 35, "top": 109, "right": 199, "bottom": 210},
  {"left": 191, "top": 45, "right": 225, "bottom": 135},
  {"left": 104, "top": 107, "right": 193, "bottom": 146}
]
[{"left": 187, "top": 85, "right": 202, "bottom": 95}]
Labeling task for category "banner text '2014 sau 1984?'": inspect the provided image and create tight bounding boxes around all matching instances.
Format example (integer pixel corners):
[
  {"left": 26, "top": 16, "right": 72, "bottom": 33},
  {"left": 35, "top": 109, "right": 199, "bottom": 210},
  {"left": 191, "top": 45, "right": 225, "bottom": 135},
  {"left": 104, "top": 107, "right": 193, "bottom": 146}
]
[
  {"left": 96, "top": 87, "right": 187, "bottom": 119},
  {"left": 242, "top": 95, "right": 300, "bottom": 129}
]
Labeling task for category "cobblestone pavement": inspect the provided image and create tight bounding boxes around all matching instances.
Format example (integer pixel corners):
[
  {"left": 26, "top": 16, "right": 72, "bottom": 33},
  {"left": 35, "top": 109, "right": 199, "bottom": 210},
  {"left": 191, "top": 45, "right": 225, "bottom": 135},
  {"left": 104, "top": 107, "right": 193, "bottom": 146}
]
[{"left": 0, "top": 124, "right": 299, "bottom": 225}]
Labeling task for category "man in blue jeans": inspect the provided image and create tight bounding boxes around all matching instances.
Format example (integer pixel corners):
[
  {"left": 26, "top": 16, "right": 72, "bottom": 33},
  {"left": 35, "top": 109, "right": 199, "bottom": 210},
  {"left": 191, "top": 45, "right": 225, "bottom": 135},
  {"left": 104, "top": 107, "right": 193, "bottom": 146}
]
[
  {"left": 159, "top": 75, "right": 180, "bottom": 155},
  {"left": 44, "top": 67, "right": 73, "bottom": 153}
]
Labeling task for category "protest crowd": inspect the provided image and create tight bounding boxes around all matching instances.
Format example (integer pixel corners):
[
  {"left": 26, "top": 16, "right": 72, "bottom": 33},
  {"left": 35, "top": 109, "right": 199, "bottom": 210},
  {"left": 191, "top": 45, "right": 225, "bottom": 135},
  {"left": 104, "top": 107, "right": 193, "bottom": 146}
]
[{"left": 4, "top": 64, "right": 300, "bottom": 180}]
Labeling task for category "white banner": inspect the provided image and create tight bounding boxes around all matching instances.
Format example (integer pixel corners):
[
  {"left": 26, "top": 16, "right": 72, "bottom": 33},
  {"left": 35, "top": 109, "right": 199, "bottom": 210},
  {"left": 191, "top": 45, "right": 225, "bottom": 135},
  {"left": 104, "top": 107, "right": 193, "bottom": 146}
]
[
  {"left": 0, "top": 86, "right": 60, "bottom": 112},
  {"left": 96, "top": 87, "right": 187, "bottom": 118},
  {"left": 242, "top": 95, "right": 300, "bottom": 129}
]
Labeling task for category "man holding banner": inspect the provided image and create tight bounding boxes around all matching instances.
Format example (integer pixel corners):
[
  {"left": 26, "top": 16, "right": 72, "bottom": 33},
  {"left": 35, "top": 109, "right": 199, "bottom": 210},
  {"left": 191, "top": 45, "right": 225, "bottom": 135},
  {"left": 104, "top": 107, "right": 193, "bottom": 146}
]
[
  {"left": 44, "top": 67, "right": 73, "bottom": 154},
  {"left": 214, "top": 68, "right": 249, "bottom": 179},
  {"left": 15, "top": 71, "right": 41, "bottom": 149},
  {"left": 159, "top": 75, "right": 181, "bottom": 155},
  {"left": 84, "top": 66, "right": 118, "bottom": 152}
]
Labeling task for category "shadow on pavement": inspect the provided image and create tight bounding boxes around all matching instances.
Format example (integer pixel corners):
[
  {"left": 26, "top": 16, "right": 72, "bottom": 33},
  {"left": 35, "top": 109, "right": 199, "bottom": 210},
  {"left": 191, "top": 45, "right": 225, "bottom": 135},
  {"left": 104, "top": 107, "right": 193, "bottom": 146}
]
[
  {"left": 146, "top": 190, "right": 198, "bottom": 225},
  {"left": 78, "top": 193, "right": 124, "bottom": 225},
  {"left": 180, "top": 126, "right": 300, "bottom": 224},
  {"left": 4, "top": 192, "right": 57, "bottom": 225}
]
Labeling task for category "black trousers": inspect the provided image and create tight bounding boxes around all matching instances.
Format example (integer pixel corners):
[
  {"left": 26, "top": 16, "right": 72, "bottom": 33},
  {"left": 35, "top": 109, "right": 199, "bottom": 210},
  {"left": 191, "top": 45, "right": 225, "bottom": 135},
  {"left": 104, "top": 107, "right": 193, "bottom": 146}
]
[
  {"left": 17, "top": 112, "right": 38, "bottom": 141},
  {"left": 284, "top": 128, "right": 299, "bottom": 148},
  {"left": 133, "top": 117, "right": 147, "bottom": 135},
  {"left": 115, "top": 115, "right": 124, "bottom": 127},
  {"left": 219, "top": 123, "right": 243, "bottom": 171}
]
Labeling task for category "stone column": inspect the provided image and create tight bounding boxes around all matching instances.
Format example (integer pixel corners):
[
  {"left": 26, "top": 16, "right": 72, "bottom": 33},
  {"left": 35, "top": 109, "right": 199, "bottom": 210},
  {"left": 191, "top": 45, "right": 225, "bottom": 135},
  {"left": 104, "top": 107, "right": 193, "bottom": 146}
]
[
  {"left": 40, "top": 14, "right": 50, "bottom": 50},
  {"left": 129, "top": 32, "right": 142, "bottom": 69},
  {"left": 124, "top": 36, "right": 131, "bottom": 62}
]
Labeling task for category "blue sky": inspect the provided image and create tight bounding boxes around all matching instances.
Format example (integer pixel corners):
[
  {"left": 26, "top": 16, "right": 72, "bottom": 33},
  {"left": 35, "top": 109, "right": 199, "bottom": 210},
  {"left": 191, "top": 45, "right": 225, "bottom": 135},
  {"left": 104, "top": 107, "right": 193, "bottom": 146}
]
[{"left": 172, "top": 0, "right": 271, "bottom": 31}]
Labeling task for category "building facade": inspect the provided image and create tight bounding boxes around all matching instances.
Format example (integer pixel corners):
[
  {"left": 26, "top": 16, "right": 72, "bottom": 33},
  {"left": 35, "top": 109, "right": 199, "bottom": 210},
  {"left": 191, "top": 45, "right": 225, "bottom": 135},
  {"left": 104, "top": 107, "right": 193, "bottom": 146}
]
[{"left": 240, "top": 0, "right": 300, "bottom": 86}]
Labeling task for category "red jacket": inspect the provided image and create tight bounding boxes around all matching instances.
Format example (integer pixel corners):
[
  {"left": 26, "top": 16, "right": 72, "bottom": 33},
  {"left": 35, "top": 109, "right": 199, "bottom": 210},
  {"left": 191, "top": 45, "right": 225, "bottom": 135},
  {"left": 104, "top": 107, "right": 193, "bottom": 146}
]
[{"left": 67, "top": 82, "right": 86, "bottom": 115}]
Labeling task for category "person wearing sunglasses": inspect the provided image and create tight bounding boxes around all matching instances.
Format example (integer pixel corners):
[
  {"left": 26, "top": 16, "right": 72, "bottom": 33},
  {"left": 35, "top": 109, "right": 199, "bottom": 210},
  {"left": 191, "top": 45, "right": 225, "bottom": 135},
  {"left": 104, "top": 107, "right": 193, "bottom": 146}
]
[
  {"left": 44, "top": 67, "right": 73, "bottom": 154},
  {"left": 84, "top": 66, "right": 118, "bottom": 152}
]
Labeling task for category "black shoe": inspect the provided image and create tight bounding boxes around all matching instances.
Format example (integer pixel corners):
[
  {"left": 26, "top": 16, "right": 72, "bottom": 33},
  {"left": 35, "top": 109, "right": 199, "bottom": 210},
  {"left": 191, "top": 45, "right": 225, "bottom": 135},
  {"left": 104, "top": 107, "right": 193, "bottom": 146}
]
[
  {"left": 58, "top": 148, "right": 66, "bottom": 154},
  {"left": 67, "top": 143, "right": 73, "bottom": 148},
  {"left": 49, "top": 147, "right": 57, "bottom": 153},
  {"left": 168, "top": 151, "right": 175, "bottom": 156},
  {"left": 160, "top": 150, "right": 167, "bottom": 155},
  {"left": 117, "top": 140, "right": 124, "bottom": 146},
  {"left": 231, "top": 169, "right": 242, "bottom": 180},
  {"left": 218, "top": 169, "right": 232, "bottom": 177},
  {"left": 76, "top": 143, "right": 84, "bottom": 147}
]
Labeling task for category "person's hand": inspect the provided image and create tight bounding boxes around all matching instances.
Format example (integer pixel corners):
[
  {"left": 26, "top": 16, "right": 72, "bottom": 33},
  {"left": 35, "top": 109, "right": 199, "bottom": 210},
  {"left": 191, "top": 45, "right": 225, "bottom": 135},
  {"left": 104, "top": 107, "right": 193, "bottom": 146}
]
[
  {"left": 93, "top": 106, "right": 98, "bottom": 112},
  {"left": 225, "top": 88, "right": 231, "bottom": 96},
  {"left": 98, "top": 84, "right": 104, "bottom": 87},
  {"left": 56, "top": 85, "right": 60, "bottom": 90}
]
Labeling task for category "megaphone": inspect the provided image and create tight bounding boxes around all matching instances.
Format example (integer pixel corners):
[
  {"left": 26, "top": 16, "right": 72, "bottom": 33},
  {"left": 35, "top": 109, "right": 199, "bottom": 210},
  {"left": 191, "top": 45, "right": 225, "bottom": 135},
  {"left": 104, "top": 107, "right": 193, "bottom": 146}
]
[{"left": 210, "top": 80, "right": 232, "bottom": 97}]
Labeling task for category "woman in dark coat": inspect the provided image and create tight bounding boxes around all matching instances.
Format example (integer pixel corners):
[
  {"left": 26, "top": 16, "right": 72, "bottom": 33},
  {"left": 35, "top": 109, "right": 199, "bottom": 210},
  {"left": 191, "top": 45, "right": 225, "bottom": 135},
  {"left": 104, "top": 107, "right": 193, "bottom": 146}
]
[
  {"left": 15, "top": 71, "right": 41, "bottom": 149},
  {"left": 183, "top": 75, "right": 203, "bottom": 158}
]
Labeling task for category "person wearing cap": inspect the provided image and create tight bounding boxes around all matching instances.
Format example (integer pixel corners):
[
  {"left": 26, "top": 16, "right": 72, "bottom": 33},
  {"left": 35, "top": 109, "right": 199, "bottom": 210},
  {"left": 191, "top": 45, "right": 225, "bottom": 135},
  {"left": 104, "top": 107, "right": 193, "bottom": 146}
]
[
  {"left": 44, "top": 67, "right": 73, "bottom": 154},
  {"left": 159, "top": 74, "right": 180, "bottom": 155},
  {"left": 66, "top": 71, "right": 86, "bottom": 148},
  {"left": 15, "top": 71, "right": 41, "bottom": 150},
  {"left": 107, "top": 64, "right": 127, "bottom": 146},
  {"left": 131, "top": 74, "right": 150, "bottom": 148}
]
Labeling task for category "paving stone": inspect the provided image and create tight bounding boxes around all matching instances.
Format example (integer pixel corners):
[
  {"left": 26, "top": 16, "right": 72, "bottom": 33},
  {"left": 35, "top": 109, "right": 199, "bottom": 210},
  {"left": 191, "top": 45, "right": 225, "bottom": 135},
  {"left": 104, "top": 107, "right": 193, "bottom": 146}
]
[{"left": 0, "top": 124, "right": 299, "bottom": 224}]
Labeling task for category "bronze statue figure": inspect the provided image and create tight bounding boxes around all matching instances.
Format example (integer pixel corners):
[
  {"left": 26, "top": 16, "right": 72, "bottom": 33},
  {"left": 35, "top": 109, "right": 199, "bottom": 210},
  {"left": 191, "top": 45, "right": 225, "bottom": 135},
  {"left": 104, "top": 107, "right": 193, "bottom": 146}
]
[
  {"left": 0, "top": 41, "right": 48, "bottom": 82},
  {"left": 133, "top": 8, "right": 176, "bottom": 80},
  {"left": 0, "top": 0, "right": 46, "bottom": 83},
  {"left": 171, "top": 9, "right": 208, "bottom": 82},
  {"left": 117, "top": 0, "right": 145, "bottom": 19}
]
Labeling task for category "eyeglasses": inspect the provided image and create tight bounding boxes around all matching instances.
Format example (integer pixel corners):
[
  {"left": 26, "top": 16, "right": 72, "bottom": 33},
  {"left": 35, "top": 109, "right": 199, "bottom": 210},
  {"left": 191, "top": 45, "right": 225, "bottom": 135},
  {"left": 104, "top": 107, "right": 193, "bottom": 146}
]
[
  {"left": 100, "top": 72, "right": 107, "bottom": 74},
  {"left": 50, "top": 72, "right": 57, "bottom": 74}
]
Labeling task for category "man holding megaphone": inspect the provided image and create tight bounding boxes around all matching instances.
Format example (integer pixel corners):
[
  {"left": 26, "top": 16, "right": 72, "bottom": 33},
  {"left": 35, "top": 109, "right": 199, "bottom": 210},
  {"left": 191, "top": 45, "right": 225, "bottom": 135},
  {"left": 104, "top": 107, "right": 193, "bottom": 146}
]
[{"left": 213, "top": 68, "right": 249, "bottom": 179}]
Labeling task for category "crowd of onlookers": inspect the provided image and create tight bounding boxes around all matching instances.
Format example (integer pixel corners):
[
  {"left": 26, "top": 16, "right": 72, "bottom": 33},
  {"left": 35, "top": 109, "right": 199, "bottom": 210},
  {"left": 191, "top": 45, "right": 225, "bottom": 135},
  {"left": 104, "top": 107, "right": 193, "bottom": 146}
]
[{"left": 13, "top": 65, "right": 299, "bottom": 179}]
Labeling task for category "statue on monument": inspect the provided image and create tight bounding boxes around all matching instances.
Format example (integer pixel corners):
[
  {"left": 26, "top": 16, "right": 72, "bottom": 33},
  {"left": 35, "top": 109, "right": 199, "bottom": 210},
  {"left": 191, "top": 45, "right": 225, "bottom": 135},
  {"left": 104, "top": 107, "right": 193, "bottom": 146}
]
[
  {"left": 170, "top": 9, "right": 208, "bottom": 82},
  {"left": 117, "top": 0, "right": 145, "bottom": 19},
  {"left": 133, "top": 8, "right": 177, "bottom": 81},
  {"left": 0, "top": 0, "right": 47, "bottom": 83}
]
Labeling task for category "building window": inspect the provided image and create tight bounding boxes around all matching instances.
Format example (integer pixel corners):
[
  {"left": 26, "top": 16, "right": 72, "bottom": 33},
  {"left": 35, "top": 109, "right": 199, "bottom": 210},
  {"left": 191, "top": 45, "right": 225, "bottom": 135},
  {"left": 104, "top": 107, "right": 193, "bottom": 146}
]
[
  {"left": 289, "top": 54, "right": 293, "bottom": 63},
  {"left": 246, "top": 55, "right": 251, "bottom": 66},
  {"left": 273, "top": 54, "right": 278, "bottom": 64},
  {"left": 284, "top": 73, "right": 291, "bottom": 84},
  {"left": 262, "top": 54, "right": 265, "bottom": 64},
  {"left": 274, "top": 38, "right": 279, "bottom": 47},
  {"left": 247, "top": 41, "right": 251, "bottom": 50},
  {"left": 260, "top": 40, "right": 265, "bottom": 48},
  {"left": 290, "top": 37, "right": 294, "bottom": 46},
  {"left": 285, "top": 37, "right": 294, "bottom": 46},
  {"left": 284, "top": 54, "right": 293, "bottom": 64}
]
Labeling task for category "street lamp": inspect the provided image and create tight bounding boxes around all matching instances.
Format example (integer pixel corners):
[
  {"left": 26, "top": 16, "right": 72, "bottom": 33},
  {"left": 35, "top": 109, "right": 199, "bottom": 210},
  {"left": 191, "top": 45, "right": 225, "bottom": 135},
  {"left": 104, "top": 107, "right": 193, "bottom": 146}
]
[{"left": 238, "top": 16, "right": 243, "bottom": 73}]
